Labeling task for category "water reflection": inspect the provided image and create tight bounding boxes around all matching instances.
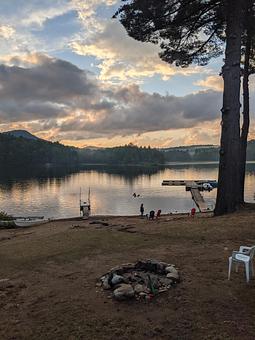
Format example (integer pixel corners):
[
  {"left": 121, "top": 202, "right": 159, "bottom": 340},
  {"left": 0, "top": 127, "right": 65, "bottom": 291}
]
[{"left": 0, "top": 163, "right": 254, "bottom": 218}]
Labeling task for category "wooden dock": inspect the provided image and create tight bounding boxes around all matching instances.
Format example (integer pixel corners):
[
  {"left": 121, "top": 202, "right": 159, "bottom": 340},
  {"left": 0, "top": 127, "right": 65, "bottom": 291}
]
[
  {"left": 162, "top": 180, "right": 215, "bottom": 212},
  {"left": 190, "top": 187, "right": 209, "bottom": 212},
  {"left": 162, "top": 180, "right": 217, "bottom": 188}
]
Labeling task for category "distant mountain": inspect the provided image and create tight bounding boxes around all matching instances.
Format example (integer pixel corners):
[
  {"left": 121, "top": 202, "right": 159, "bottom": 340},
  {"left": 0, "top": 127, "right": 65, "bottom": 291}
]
[
  {"left": 0, "top": 132, "right": 79, "bottom": 166},
  {"left": 3, "top": 129, "right": 41, "bottom": 141}
]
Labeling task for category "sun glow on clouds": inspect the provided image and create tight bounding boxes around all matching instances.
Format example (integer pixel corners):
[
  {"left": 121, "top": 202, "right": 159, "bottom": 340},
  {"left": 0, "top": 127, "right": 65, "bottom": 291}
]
[
  {"left": 71, "top": 16, "right": 207, "bottom": 82},
  {"left": 61, "top": 121, "right": 221, "bottom": 148},
  {"left": 195, "top": 75, "right": 223, "bottom": 92},
  {"left": 73, "top": 0, "right": 118, "bottom": 19},
  {"left": 0, "top": 1, "right": 227, "bottom": 147},
  {"left": 0, "top": 53, "right": 223, "bottom": 147}
]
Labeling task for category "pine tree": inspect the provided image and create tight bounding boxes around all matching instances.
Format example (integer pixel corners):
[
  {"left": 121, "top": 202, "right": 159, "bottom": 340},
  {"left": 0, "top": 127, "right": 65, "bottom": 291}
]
[
  {"left": 239, "top": 0, "right": 255, "bottom": 204},
  {"left": 115, "top": 0, "right": 252, "bottom": 215},
  {"left": 214, "top": 0, "right": 243, "bottom": 214}
]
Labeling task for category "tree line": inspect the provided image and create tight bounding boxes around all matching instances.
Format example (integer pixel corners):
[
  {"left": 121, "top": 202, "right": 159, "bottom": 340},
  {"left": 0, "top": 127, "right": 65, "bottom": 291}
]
[
  {"left": 4, "top": 131, "right": 255, "bottom": 167},
  {"left": 0, "top": 134, "right": 164, "bottom": 166},
  {"left": 79, "top": 144, "right": 164, "bottom": 164},
  {"left": 164, "top": 142, "right": 255, "bottom": 162}
]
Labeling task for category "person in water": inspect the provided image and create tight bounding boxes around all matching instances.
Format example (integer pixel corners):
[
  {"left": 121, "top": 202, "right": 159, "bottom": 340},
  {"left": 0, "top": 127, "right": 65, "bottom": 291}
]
[{"left": 140, "top": 203, "right": 144, "bottom": 216}]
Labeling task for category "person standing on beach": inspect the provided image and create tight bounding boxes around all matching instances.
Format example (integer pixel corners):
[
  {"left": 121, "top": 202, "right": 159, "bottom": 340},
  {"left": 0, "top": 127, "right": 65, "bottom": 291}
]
[
  {"left": 140, "top": 203, "right": 144, "bottom": 217},
  {"left": 156, "top": 209, "right": 161, "bottom": 219},
  {"left": 190, "top": 208, "right": 196, "bottom": 217},
  {"left": 149, "top": 210, "right": 155, "bottom": 220}
]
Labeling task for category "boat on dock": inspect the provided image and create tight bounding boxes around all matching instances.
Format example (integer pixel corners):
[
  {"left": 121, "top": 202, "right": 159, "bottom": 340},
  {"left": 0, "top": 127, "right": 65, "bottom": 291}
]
[{"left": 162, "top": 179, "right": 218, "bottom": 189}]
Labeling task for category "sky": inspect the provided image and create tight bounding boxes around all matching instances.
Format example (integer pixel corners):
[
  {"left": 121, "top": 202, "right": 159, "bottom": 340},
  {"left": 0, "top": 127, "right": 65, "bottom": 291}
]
[{"left": 0, "top": 0, "right": 254, "bottom": 148}]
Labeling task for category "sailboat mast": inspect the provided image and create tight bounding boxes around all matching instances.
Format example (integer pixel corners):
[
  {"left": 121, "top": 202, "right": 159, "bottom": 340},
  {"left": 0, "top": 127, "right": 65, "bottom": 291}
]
[{"left": 79, "top": 187, "right": 82, "bottom": 216}]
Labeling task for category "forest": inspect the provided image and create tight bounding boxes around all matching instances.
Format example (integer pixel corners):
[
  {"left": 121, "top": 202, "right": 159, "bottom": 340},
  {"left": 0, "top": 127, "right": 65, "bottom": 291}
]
[
  {"left": 78, "top": 144, "right": 165, "bottom": 165},
  {"left": 0, "top": 134, "right": 164, "bottom": 166},
  {"left": 3, "top": 132, "right": 255, "bottom": 166}
]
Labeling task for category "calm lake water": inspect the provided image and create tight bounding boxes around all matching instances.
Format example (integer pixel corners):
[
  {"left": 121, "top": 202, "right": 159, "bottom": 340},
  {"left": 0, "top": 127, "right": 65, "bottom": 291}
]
[{"left": 1, "top": 163, "right": 255, "bottom": 218}]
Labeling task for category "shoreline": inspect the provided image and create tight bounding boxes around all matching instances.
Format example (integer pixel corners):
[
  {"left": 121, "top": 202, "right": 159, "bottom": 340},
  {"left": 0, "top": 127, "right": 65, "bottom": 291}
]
[{"left": 42, "top": 210, "right": 214, "bottom": 222}]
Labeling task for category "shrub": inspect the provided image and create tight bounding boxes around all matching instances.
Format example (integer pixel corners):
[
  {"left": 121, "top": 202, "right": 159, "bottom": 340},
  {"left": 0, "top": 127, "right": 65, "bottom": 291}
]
[{"left": 0, "top": 211, "right": 13, "bottom": 221}]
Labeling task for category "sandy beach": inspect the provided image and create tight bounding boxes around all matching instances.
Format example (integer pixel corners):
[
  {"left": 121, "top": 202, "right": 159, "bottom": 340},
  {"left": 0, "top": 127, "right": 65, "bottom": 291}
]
[{"left": 1, "top": 210, "right": 255, "bottom": 339}]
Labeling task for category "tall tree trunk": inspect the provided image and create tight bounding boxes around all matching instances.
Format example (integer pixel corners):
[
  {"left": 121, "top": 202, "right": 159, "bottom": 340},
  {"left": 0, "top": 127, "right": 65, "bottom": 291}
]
[
  {"left": 240, "top": 0, "right": 252, "bottom": 204},
  {"left": 214, "top": 0, "right": 243, "bottom": 216},
  {"left": 239, "top": 33, "right": 251, "bottom": 204}
]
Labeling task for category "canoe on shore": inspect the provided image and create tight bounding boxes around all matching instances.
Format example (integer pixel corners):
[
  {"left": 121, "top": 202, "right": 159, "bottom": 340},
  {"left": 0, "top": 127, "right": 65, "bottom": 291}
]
[{"left": 0, "top": 218, "right": 49, "bottom": 228}]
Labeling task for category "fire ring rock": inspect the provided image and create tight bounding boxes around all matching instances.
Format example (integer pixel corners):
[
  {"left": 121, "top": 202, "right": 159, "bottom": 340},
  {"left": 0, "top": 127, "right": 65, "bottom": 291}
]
[
  {"left": 113, "top": 284, "right": 135, "bottom": 300},
  {"left": 111, "top": 273, "right": 125, "bottom": 285},
  {"left": 97, "top": 259, "right": 180, "bottom": 302},
  {"left": 165, "top": 266, "right": 179, "bottom": 275},
  {"left": 166, "top": 272, "right": 180, "bottom": 281}
]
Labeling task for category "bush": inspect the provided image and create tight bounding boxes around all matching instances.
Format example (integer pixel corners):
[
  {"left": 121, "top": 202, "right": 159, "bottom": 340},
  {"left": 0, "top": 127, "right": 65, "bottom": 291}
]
[{"left": 0, "top": 211, "right": 13, "bottom": 221}]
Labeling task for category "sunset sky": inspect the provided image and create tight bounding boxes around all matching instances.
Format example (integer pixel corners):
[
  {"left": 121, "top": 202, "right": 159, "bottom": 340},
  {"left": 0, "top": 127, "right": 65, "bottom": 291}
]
[{"left": 0, "top": 0, "right": 254, "bottom": 148}]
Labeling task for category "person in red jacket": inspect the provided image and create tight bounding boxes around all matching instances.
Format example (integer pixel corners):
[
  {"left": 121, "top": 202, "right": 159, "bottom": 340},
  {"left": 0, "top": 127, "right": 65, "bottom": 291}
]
[
  {"left": 156, "top": 209, "right": 161, "bottom": 219},
  {"left": 190, "top": 207, "right": 196, "bottom": 217}
]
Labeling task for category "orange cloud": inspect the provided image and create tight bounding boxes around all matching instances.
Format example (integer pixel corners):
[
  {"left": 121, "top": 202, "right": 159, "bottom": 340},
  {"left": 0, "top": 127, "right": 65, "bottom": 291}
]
[
  {"left": 72, "top": 15, "right": 208, "bottom": 82},
  {"left": 195, "top": 75, "right": 223, "bottom": 91}
]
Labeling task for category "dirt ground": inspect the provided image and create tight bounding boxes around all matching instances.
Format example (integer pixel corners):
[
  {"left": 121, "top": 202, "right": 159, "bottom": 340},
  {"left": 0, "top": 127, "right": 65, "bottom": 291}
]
[{"left": 1, "top": 209, "right": 255, "bottom": 340}]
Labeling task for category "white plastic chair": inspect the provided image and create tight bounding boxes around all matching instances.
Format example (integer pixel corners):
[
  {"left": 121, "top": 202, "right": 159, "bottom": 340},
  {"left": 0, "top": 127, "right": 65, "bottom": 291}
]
[{"left": 228, "top": 245, "right": 255, "bottom": 283}]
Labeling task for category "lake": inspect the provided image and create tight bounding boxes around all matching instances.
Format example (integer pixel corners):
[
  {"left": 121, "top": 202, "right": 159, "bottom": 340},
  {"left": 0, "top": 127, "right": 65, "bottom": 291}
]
[{"left": 0, "top": 162, "right": 255, "bottom": 218}]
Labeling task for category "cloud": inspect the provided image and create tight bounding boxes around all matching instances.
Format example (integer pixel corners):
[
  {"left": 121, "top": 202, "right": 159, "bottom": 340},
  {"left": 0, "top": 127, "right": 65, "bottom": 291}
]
[
  {"left": 59, "top": 85, "right": 221, "bottom": 137},
  {"left": 3, "top": 53, "right": 52, "bottom": 68},
  {"left": 172, "top": 123, "right": 220, "bottom": 146},
  {"left": 54, "top": 86, "right": 222, "bottom": 143},
  {"left": 0, "top": 25, "right": 15, "bottom": 39},
  {"left": 195, "top": 75, "right": 223, "bottom": 91},
  {"left": 0, "top": 1, "right": 210, "bottom": 86},
  {"left": 0, "top": 1, "right": 79, "bottom": 61},
  {"left": 72, "top": 0, "right": 118, "bottom": 19},
  {"left": 0, "top": 54, "right": 97, "bottom": 122},
  {"left": 0, "top": 54, "right": 222, "bottom": 143},
  {"left": 0, "top": 2, "right": 253, "bottom": 147},
  {"left": 71, "top": 8, "right": 207, "bottom": 82},
  {"left": 60, "top": 121, "right": 222, "bottom": 148},
  {"left": 0, "top": 1, "right": 73, "bottom": 28}
]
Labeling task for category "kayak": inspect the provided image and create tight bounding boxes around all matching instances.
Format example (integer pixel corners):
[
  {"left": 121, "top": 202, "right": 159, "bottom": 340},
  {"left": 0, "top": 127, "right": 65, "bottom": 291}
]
[
  {"left": 0, "top": 217, "right": 48, "bottom": 228},
  {"left": 14, "top": 218, "right": 49, "bottom": 227}
]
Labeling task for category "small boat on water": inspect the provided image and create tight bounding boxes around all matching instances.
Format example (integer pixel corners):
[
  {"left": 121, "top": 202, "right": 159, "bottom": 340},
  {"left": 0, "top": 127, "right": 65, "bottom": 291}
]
[{"left": 0, "top": 216, "right": 49, "bottom": 228}]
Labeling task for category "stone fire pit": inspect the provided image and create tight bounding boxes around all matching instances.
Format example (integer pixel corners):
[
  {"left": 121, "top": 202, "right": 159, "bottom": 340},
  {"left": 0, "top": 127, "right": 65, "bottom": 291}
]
[{"left": 97, "top": 259, "right": 180, "bottom": 301}]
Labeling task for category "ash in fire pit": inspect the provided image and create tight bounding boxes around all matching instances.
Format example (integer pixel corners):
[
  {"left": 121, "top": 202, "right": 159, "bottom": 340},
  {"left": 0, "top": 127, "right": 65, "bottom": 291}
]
[{"left": 97, "top": 259, "right": 180, "bottom": 301}]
